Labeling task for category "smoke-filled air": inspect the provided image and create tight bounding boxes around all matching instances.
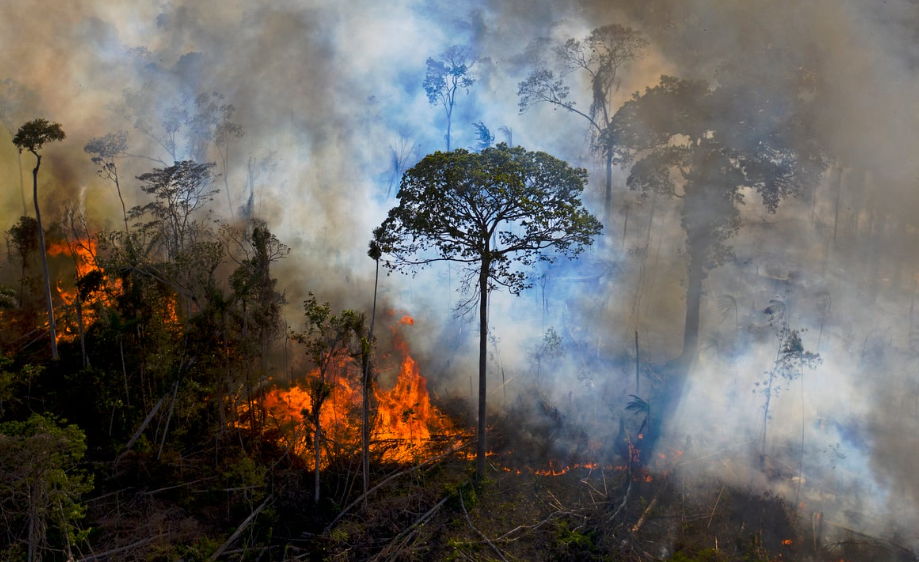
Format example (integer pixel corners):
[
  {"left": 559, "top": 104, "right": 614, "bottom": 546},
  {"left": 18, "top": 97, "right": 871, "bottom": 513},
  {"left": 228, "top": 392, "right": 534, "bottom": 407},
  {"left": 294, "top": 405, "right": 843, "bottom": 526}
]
[{"left": 1, "top": 0, "right": 917, "bottom": 560}]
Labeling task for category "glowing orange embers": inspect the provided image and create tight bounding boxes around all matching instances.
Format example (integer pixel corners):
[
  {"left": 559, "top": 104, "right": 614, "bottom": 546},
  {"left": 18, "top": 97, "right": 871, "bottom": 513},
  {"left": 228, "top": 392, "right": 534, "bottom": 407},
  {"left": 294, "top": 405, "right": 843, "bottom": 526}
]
[{"left": 248, "top": 316, "right": 464, "bottom": 466}]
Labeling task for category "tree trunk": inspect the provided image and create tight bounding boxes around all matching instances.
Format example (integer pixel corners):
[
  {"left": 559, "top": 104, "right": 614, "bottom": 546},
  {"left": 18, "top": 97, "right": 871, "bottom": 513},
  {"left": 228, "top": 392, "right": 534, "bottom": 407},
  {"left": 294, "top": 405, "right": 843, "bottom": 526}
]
[
  {"left": 314, "top": 420, "right": 322, "bottom": 503},
  {"left": 19, "top": 152, "right": 27, "bottom": 217},
  {"left": 32, "top": 153, "right": 58, "bottom": 361},
  {"left": 76, "top": 294, "right": 88, "bottom": 368},
  {"left": 476, "top": 260, "right": 489, "bottom": 482},
  {"left": 222, "top": 145, "right": 234, "bottom": 219},
  {"left": 114, "top": 173, "right": 129, "bottom": 235},
  {"left": 761, "top": 371, "right": 775, "bottom": 458},
  {"left": 605, "top": 149, "right": 613, "bottom": 229},
  {"left": 681, "top": 252, "right": 704, "bottom": 366},
  {"left": 362, "top": 259, "right": 380, "bottom": 507}
]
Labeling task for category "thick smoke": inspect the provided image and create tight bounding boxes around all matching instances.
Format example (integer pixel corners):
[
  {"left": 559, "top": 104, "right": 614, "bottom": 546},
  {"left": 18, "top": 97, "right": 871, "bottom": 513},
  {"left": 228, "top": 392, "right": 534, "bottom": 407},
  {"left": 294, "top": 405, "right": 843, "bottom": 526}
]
[{"left": 1, "top": 0, "right": 918, "bottom": 550}]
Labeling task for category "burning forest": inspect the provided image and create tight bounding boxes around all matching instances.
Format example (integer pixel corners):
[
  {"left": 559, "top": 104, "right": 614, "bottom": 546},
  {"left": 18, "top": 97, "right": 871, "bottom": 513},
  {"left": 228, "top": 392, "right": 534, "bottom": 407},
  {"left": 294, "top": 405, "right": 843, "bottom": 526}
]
[{"left": 1, "top": 0, "right": 919, "bottom": 561}]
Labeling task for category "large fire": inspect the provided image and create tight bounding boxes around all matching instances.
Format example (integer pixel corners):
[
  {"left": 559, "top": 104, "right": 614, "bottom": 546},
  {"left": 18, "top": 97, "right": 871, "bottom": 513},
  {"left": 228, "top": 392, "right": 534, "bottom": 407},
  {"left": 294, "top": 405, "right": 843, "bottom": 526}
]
[
  {"left": 248, "top": 318, "right": 465, "bottom": 466},
  {"left": 46, "top": 237, "right": 121, "bottom": 342}
]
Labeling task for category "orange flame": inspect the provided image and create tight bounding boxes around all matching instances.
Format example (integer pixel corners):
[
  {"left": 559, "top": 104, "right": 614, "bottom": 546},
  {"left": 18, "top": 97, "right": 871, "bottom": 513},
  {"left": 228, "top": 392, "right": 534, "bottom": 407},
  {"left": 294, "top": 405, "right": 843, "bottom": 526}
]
[
  {"left": 46, "top": 238, "right": 122, "bottom": 342},
  {"left": 242, "top": 322, "right": 463, "bottom": 467}
]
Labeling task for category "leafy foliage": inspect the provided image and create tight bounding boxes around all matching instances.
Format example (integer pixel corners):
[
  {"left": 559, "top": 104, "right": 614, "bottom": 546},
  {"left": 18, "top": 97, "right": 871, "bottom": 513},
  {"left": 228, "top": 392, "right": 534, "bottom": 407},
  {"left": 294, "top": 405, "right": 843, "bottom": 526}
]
[
  {"left": 0, "top": 414, "right": 92, "bottom": 561},
  {"left": 11, "top": 118, "right": 65, "bottom": 155},
  {"left": 374, "top": 144, "right": 602, "bottom": 299}
]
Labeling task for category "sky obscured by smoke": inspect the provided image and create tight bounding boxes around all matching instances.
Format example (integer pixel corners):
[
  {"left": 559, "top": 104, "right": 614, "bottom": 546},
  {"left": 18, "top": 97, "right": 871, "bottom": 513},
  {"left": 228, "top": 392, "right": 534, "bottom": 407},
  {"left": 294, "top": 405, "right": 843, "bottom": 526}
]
[{"left": 2, "top": 0, "right": 918, "bottom": 550}]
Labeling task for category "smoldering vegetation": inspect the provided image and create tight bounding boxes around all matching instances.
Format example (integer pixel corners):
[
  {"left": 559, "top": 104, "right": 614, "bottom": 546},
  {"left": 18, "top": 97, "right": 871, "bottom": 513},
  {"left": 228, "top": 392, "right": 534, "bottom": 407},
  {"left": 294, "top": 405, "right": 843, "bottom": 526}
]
[{"left": 1, "top": 0, "right": 918, "bottom": 558}]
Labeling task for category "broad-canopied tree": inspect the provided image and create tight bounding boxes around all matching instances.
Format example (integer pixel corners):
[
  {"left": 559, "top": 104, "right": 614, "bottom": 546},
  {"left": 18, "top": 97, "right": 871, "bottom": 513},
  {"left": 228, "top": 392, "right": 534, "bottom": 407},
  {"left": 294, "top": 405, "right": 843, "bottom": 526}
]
[
  {"left": 611, "top": 70, "right": 825, "bottom": 367},
  {"left": 373, "top": 143, "right": 601, "bottom": 481}
]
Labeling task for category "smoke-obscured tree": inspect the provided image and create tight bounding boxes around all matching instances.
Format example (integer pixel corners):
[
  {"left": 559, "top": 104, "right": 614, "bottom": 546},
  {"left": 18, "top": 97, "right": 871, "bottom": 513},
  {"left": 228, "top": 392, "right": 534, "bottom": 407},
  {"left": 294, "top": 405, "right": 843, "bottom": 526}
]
[
  {"left": 294, "top": 296, "right": 364, "bottom": 503},
  {"left": 385, "top": 138, "right": 416, "bottom": 199},
  {"left": 531, "top": 327, "right": 563, "bottom": 391},
  {"left": 12, "top": 119, "right": 66, "bottom": 361},
  {"left": 225, "top": 220, "right": 289, "bottom": 431},
  {"left": 610, "top": 71, "right": 825, "bottom": 367},
  {"left": 118, "top": 82, "right": 241, "bottom": 171},
  {"left": 119, "top": 84, "right": 188, "bottom": 165},
  {"left": 6, "top": 216, "right": 40, "bottom": 309},
  {"left": 518, "top": 25, "right": 647, "bottom": 224},
  {"left": 0, "top": 79, "right": 39, "bottom": 216},
  {"left": 84, "top": 131, "right": 131, "bottom": 234},
  {"left": 199, "top": 93, "right": 243, "bottom": 217},
  {"left": 756, "top": 305, "right": 820, "bottom": 458},
  {"left": 424, "top": 45, "right": 476, "bottom": 152},
  {"left": 471, "top": 121, "right": 494, "bottom": 152},
  {"left": 373, "top": 144, "right": 602, "bottom": 481}
]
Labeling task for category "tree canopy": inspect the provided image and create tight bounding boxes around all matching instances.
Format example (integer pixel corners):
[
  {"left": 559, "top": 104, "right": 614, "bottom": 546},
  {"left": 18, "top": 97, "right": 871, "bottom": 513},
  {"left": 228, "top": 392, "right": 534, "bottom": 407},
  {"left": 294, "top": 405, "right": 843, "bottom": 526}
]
[
  {"left": 12, "top": 118, "right": 65, "bottom": 155},
  {"left": 374, "top": 143, "right": 602, "bottom": 297}
]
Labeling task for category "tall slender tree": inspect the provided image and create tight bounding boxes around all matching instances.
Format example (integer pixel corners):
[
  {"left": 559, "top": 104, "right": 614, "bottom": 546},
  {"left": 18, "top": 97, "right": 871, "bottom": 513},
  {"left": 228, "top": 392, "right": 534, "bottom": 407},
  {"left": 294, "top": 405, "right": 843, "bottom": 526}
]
[
  {"left": 13, "top": 119, "right": 66, "bottom": 360},
  {"left": 374, "top": 144, "right": 601, "bottom": 481},
  {"left": 84, "top": 131, "right": 131, "bottom": 234},
  {"left": 424, "top": 45, "right": 476, "bottom": 152},
  {"left": 518, "top": 25, "right": 647, "bottom": 225}
]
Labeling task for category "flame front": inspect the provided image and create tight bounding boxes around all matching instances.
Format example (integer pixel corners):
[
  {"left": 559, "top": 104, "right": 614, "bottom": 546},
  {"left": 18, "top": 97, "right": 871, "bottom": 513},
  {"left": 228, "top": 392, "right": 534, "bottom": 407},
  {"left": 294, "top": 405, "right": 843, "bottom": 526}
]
[
  {"left": 245, "top": 322, "right": 463, "bottom": 467},
  {"left": 46, "top": 238, "right": 121, "bottom": 342}
]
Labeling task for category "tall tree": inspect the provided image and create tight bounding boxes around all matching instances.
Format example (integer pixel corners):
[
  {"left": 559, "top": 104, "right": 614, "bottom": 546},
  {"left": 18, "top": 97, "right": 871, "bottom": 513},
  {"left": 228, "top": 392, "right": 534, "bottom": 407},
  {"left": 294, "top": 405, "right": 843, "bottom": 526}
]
[
  {"left": 373, "top": 144, "right": 601, "bottom": 481},
  {"left": 518, "top": 25, "right": 647, "bottom": 225},
  {"left": 226, "top": 220, "right": 289, "bottom": 428},
  {"left": 362, "top": 241, "right": 382, "bottom": 507},
  {"left": 611, "top": 71, "right": 825, "bottom": 367},
  {"left": 12, "top": 119, "right": 66, "bottom": 361},
  {"left": 424, "top": 45, "right": 476, "bottom": 152},
  {"left": 84, "top": 131, "right": 131, "bottom": 234}
]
